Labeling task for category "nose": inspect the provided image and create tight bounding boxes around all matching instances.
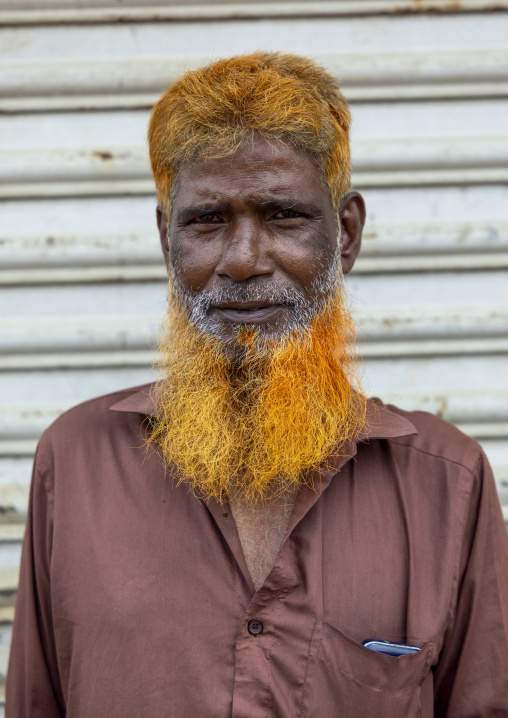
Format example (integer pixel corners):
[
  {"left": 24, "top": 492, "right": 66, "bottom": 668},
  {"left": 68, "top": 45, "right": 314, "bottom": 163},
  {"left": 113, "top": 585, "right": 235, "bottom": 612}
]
[{"left": 215, "top": 217, "right": 273, "bottom": 282}]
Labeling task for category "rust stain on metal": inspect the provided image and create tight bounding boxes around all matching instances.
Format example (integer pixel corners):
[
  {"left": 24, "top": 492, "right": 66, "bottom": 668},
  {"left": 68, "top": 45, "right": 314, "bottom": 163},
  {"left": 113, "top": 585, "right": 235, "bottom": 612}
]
[
  {"left": 435, "top": 396, "right": 448, "bottom": 419},
  {"left": 441, "top": 0, "right": 464, "bottom": 9},
  {"left": 394, "top": 0, "right": 506, "bottom": 12}
]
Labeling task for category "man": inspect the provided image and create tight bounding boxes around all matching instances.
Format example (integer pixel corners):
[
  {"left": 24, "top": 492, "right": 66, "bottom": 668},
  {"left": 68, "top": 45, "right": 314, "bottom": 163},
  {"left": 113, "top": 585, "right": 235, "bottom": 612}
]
[{"left": 6, "top": 53, "right": 508, "bottom": 717}]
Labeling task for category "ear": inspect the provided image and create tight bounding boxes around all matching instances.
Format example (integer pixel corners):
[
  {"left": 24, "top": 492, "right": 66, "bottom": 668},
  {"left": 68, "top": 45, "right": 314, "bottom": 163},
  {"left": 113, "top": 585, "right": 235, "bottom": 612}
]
[
  {"left": 156, "top": 206, "right": 171, "bottom": 270},
  {"left": 338, "top": 191, "right": 366, "bottom": 275}
]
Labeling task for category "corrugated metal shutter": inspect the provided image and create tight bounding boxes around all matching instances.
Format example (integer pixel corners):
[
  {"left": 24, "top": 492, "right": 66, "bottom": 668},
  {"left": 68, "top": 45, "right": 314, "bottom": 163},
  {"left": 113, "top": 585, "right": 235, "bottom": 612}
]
[{"left": 1, "top": 1, "right": 507, "bottom": 706}]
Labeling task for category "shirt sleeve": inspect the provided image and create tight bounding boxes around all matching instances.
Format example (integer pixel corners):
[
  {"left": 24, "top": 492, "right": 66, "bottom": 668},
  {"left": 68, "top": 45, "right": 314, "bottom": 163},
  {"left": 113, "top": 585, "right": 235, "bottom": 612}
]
[
  {"left": 434, "top": 449, "right": 508, "bottom": 717},
  {"left": 6, "top": 443, "right": 65, "bottom": 717}
]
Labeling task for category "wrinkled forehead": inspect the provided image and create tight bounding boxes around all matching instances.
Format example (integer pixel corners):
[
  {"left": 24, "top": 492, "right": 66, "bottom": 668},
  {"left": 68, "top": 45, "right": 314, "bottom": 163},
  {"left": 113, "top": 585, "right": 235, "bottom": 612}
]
[{"left": 170, "top": 135, "right": 331, "bottom": 211}]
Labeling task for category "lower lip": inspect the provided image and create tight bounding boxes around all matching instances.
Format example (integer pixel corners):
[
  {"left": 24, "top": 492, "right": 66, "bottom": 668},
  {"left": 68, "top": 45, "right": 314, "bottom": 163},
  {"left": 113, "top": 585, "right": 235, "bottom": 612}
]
[{"left": 215, "top": 306, "right": 283, "bottom": 323}]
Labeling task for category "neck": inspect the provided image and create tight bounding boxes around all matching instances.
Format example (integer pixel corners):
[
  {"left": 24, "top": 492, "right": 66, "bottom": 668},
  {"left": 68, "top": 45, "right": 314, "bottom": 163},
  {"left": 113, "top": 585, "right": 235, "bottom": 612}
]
[{"left": 230, "top": 486, "right": 299, "bottom": 591}]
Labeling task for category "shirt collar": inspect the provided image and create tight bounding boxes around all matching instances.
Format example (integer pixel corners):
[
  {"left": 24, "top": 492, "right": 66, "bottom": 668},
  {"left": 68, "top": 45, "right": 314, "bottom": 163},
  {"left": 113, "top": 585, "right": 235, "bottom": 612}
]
[
  {"left": 110, "top": 383, "right": 156, "bottom": 416},
  {"left": 359, "top": 396, "right": 417, "bottom": 441},
  {"left": 109, "top": 382, "right": 417, "bottom": 443}
]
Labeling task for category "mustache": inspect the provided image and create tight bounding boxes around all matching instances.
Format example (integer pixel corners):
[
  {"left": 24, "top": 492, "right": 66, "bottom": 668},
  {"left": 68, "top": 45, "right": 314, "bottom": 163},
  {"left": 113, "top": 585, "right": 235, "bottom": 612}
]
[
  {"left": 183, "top": 283, "right": 310, "bottom": 311},
  {"left": 169, "top": 251, "right": 342, "bottom": 341}
]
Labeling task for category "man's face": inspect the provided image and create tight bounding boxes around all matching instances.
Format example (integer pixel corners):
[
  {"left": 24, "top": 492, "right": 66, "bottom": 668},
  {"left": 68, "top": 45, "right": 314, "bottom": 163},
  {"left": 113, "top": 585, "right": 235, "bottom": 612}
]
[{"left": 158, "top": 135, "right": 363, "bottom": 341}]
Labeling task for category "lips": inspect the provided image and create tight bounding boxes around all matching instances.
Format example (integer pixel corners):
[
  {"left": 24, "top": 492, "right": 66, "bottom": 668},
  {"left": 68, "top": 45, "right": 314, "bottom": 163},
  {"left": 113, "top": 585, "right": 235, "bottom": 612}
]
[{"left": 213, "top": 302, "right": 282, "bottom": 323}]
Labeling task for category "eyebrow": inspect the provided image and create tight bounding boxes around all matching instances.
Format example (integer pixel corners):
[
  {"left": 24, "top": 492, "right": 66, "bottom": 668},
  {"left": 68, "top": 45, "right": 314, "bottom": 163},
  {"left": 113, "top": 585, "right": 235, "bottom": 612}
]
[
  {"left": 175, "top": 205, "right": 226, "bottom": 221},
  {"left": 176, "top": 198, "right": 321, "bottom": 219},
  {"left": 258, "top": 198, "right": 321, "bottom": 213}
]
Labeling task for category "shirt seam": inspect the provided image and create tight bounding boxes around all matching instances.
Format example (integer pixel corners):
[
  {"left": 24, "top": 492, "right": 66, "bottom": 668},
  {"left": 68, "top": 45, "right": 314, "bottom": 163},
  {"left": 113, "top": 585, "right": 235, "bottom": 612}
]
[
  {"left": 427, "top": 451, "right": 482, "bottom": 654},
  {"left": 297, "top": 617, "right": 322, "bottom": 718},
  {"left": 387, "top": 438, "right": 481, "bottom": 475}
]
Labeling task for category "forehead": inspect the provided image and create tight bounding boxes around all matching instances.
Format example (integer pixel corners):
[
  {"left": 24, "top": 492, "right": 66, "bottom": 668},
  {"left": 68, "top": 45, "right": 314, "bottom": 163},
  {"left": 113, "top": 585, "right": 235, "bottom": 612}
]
[{"left": 173, "top": 136, "right": 330, "bottom": 206}]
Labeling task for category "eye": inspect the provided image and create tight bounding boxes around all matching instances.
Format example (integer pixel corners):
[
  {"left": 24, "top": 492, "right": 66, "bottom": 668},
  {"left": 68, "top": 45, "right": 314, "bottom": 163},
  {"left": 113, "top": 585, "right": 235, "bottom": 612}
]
[
  {"left": 272, "top": 209, "right": 301, "bottom": 220},
  {"left": 192, "top": 213, "right": 221, "bottom": 224}
]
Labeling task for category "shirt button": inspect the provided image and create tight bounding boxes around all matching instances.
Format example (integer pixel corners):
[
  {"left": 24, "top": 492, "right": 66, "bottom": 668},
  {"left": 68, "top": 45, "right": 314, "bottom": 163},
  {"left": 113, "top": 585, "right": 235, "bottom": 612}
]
[{"left": 248, "top": 619, "right": 263, "bottom": 635}]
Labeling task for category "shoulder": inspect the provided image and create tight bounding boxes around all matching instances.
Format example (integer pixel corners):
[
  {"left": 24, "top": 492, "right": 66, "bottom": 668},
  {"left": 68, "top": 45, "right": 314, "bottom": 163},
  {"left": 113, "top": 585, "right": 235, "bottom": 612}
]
[
  {"left": 362, "top": 402, "right": 498, "bottom": 553},
  {"left": 375, "top": 401, "right": 484, "bottom": 476},
  {"left": 36, "top": 382, "right": 154, "bottom": 462}
]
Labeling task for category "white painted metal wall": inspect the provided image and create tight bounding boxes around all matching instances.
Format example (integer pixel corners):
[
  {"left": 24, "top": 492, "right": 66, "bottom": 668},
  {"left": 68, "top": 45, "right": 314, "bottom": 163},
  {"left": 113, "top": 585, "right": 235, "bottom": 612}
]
[{"left": 1, "top": 1, "right": 508, "bottom": 706}]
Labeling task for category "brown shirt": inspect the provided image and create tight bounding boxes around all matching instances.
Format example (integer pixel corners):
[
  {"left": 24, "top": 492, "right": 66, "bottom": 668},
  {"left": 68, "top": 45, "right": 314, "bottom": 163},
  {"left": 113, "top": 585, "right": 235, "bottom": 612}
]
[{"left": 6, "top": 384, "right": 508, "bottom": 717}]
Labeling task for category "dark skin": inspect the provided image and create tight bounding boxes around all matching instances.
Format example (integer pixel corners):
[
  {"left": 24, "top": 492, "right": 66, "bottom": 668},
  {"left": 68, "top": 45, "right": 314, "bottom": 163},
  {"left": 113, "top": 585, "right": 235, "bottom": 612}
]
[
  {"left": 156, "top": 136, "right": 366, "bottom": 587},
  {"left": 157, "top": 135, "right": 365, "bottom": 340}
]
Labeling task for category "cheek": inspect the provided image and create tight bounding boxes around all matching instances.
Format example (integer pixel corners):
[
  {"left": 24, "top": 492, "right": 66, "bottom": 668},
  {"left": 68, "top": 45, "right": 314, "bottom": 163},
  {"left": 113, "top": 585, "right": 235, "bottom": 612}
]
[
  {"left": 169, "top": 239, "right": 220, "bottom": 292},
  {"left": 277, "top": 235, "right": 336, "bottom": 294}
]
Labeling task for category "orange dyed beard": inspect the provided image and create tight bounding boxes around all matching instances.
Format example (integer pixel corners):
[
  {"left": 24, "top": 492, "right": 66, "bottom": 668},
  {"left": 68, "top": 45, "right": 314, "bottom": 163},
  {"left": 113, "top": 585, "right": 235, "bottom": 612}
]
[{"left": 148, "top": 282, "right": 367, "bottom": 505}]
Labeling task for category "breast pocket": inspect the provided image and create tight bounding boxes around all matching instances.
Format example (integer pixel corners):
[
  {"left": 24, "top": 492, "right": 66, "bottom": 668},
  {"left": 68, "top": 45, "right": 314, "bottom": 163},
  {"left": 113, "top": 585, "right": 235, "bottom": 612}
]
[{"left": 300, "top": 619, "right": 433, "bottom": 718}]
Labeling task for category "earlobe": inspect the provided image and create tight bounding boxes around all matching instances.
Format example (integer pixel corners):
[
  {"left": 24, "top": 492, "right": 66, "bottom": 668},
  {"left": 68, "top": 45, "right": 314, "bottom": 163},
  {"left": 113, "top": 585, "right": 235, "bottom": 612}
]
[
  {"left": 338, "top": 191, "right": 366, "bottom": 275},
  {"left": 156, "top": 206, "right": 171, "bottom": 269}
]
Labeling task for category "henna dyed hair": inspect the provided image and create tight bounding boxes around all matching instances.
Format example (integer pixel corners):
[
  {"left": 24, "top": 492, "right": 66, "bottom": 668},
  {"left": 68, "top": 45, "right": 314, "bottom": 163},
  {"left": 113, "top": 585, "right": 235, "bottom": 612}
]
[
  {"left": 148, "top": 52, "right": 352, "bottom": 215},
  {"left": 148, "top": 280, "right": 366, "bottom": 505}
]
